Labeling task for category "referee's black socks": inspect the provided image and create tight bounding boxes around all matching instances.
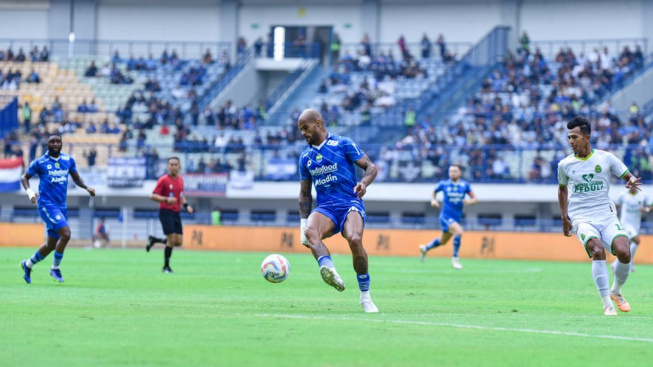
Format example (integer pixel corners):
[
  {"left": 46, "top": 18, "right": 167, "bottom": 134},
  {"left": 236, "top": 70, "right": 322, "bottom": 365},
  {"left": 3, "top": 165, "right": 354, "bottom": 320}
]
[{"left": 164, "top": 246, "right": 173, "bottom": 267}]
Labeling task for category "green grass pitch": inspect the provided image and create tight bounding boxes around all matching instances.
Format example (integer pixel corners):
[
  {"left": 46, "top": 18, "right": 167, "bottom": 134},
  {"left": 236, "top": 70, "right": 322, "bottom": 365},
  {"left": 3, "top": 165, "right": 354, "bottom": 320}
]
[{"left": 1, "top": 247, "right": 652, "bottom": 366}]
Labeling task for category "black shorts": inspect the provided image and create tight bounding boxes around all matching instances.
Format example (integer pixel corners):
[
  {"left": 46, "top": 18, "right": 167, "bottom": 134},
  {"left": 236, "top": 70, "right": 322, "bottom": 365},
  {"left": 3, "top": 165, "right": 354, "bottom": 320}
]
[{"left": 159, "top": 209, "right": 183, "bottom": 235}]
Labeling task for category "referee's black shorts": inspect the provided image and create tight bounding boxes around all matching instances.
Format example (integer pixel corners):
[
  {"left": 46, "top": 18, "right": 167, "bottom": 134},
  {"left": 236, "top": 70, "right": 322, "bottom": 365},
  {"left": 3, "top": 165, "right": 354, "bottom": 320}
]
[{"left": 159, "top": 209, "right": 183, "bottom": 235}]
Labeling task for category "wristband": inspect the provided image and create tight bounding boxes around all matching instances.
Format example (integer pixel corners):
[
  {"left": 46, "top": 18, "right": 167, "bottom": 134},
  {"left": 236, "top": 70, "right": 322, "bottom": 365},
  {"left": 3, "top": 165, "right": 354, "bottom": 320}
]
[
  {"left": 26, "top": 188, "right": 36, "bottom": 200},
  {"left": 183, "top": 203, "right": 189, "bottom": 209},
  {"left": 300, "top": 218, "right": 307, "bottom": 228}
]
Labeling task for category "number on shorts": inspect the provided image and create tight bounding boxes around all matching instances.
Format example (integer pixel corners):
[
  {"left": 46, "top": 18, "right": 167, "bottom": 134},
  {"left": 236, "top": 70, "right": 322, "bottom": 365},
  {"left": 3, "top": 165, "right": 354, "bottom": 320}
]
[{"left": 615, "top": 223, "right": 623, "bottom": 231}]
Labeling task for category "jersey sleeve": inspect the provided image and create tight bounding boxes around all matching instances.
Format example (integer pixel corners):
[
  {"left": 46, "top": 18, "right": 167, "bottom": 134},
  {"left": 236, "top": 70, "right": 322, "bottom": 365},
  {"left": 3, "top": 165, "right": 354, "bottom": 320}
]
[
  {"left": 608, "top": 153, "right": 629, "bottom": 178},
  {"left": 298, "top": 155, "right": 310, "bottom": 181},
  {"left": 153, "top": 177, "right": 165, "bottom": 195},
  {"left": 69, "top": 156, "right": 78, "bottom": 174},
  {"left": 466, "top": 182, "right": 473, "bottom": 195},
  {"left": 342, "top": 138, "right": 365, "bottom": 162},
  {"left": 434, "top": 181, "right": 444, "bottom": 193},
  {"left": 26, "top": 159, "right": 39, "bottom": 177},
  {"left": 557, "top": 162, "right": 568, "bottom": 187}
]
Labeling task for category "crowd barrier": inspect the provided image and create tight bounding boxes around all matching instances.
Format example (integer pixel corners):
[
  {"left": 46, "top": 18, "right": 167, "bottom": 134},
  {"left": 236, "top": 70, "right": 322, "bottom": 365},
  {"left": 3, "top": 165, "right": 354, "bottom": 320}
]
[
  {"left": 0, "top": 223, "right": 44, "bottom": 247},
  {"left": 184, "top": 225, "right": 653, "bottom": 264}
]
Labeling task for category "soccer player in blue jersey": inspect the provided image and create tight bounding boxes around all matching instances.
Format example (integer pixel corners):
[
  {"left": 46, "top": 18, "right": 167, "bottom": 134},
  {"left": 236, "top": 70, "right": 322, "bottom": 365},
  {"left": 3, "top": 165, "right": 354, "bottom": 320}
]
[
  {"left": 297, "top": 109, "right": 379, "bottom": 313},
  {"left": 19, "top": 135, "right": 95, "bottom": 283},
  {"left": 419, "top": 164, "right": 477, "bottom": 269}
]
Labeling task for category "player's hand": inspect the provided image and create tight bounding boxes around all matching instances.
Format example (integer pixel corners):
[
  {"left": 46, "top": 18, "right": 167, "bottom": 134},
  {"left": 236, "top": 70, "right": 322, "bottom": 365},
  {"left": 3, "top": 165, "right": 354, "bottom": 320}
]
[
  {"left": 354, "top": 182, "right": 367, "bottom": 199},
  {"left": 166, "top": 197, "right": 177, "bottom": 204},
  {"left": 562, "top": 216, "right": 573, "bottom": 237},
  {"left": 641, "top": 206, "right": 651, "bottom": 214},
  {"left": 430, "top": 199, "right": 439, "bottom": 208},
  {"left": 87, "top": 187, "right": 96, "bottom": 197},
  {"left": 186, "top": 205, "right": 194, "bottom": 214},
  {"left": 626, "top": 176, "right": 642, "bottom": 191},
  {"left": 30, "top": 192, "right": 38, "bottom": 205}
]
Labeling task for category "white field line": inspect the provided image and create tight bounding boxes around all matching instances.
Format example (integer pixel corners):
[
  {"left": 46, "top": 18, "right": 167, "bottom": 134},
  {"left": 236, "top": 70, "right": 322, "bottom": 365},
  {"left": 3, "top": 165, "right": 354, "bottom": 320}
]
[{"left": 255, "top": 313, "right": 653, "bottom": 343}]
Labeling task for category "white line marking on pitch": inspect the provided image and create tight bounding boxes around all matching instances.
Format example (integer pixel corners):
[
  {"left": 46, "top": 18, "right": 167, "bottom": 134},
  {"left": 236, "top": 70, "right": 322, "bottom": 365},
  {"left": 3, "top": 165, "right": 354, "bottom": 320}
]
[{"left": 255, "top": 314, "right": 653, "bottom": 343}]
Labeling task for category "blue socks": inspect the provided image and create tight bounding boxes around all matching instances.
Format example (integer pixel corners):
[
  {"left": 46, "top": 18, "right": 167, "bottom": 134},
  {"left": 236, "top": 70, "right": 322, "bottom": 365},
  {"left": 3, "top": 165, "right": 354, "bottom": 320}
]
[
  {"left": 357, "top": 274, "right": 370, "bottom": 292},
  {"left": 52, "top": 251, "right": 64, "bottom": 269},
  {"left": 425, "top": 238, "right": 441, "bottom": 250},
  {"left": 453, "top": 236, "right": 462, "bottom": 258},
  {"left": 26, "top": 250, "right": 46, "bottom": 268},
  {"left": 317, "top": 255, "right": 334, "bottom": 269}
]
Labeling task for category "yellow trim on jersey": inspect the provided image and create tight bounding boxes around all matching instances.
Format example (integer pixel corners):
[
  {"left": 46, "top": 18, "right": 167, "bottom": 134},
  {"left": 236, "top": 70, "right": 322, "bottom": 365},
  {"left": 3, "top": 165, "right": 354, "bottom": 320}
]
[
  {"left": 573, "top": 149, "right": 594, "bottom": 161},
  {"left": 619, "top": 169, "right": 629, "bottom": 179}
]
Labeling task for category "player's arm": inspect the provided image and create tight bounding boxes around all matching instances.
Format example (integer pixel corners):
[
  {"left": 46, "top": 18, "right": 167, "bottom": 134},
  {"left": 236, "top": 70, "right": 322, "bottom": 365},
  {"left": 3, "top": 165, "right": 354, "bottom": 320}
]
[
  {"left": 463, "top": 191, "right": 478, "bottom": 205},
  {"left": 70, "top": 171, "right": 95, "bottom": 197},
  {"left": 180, "top": 193, "right": 193, "bottom": 214},
  {"left": 299, "top": 179, "right": 312, "bottom": 246},
  {"left": 20, "top": 171, "right": 37, "bottom": 204},
  {"left": 150, "top": 193, "right": 176, "bottom": 204},
  {"left": 557, "top": 184, "right": 572, "bottom": 237},
  {"left": 353, "top": 155, "right": 377, "bottom": 199}
]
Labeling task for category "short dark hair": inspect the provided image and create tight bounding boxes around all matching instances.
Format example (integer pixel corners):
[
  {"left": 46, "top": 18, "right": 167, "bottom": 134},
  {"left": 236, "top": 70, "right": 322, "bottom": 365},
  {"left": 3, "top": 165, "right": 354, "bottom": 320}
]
[
  {"left": 450, "top": 164, "right": 463, "bottom": 172},
  {"left": 168, "top": 157, "right": 180, "bottom": 163},
  {"left": 567, "top": 117, "right": 591, "bottom": 135}
]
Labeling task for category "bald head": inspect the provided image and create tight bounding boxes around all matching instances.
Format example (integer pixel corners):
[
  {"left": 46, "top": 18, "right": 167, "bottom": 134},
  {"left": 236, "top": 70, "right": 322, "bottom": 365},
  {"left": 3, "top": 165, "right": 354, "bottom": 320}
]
[
  {"left": 298, "top": 109, "right": 327, "bottom": 145},
  {"left": 298, "top": 109, "right": 323, "bottom": 125}
]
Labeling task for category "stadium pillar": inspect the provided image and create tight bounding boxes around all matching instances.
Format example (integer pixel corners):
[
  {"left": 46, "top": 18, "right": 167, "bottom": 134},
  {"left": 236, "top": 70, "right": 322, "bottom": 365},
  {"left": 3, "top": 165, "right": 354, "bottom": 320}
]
[
  {"left": 48, "top": 0, "right": 98, "bottom": 57},
  {"left": 361, "top": 0, "right": 380, "bottom": 45},
  {"left": 219, "top": 0, "right": 239, "bottom": 62},
  {"left": 500, "top": 0, "right": 519, "bottom": 53},
  {"left": 644, "top": 0, "right": 653, "bottom": 55}
]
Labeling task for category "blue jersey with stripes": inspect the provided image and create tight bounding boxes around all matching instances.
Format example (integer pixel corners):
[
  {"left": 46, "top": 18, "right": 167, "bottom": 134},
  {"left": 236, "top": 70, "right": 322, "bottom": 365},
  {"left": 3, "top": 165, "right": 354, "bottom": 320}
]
[
  {"left": 435, "top": 179, "right": 472, "bottom": 222},
  {"left": 299, "top": 134, "right": 365, "bottom": 207},
  {"left": 26, "top": 153, "right": 77, "bottom": 208}
]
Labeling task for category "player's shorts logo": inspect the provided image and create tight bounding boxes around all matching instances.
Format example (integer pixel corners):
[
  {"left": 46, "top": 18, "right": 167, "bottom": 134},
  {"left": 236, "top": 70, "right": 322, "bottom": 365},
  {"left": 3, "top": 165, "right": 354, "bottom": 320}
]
[
  {"left": 55, "top": 215, "right": 62, "bottom": 220},
  {"left": 595, "top": 165, "right": 602, "bottom": 173},
  {"left": 581, "top": 233, "right": 586, "bottom": 240}
]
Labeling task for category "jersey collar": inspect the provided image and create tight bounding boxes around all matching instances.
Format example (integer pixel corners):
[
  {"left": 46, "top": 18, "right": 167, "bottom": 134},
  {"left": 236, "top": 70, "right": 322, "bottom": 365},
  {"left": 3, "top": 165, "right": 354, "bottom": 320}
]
[
  {"left": 573, "top": 149, "right": 594, "bottom": 161},
  {"left": 46, "top": 153, "right": 61, "bottom": 161},
  {"left": 311, "top": 133, "right": 331, "bottom": 150}
]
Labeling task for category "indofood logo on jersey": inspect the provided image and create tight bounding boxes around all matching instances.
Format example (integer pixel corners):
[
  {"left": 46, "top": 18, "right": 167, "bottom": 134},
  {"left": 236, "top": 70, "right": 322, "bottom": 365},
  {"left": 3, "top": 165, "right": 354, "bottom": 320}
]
[
  {"left": 574, "top": 173, "right": 603, "bottom": 193},
  {"left": 310, "top": 163, "right": 338, "bottom": 186}
]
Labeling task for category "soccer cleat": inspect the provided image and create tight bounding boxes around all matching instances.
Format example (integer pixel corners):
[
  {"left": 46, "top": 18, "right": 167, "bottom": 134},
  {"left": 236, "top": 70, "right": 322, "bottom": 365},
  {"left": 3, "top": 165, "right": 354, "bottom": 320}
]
[
  {"left": 360, "top": 296, "right": 379, "bottom": 313},
  {"left": 146, "top": 236, "right": 156, "bottom": 252},
  {"left": 319, "top": 266, "right": 345, "bottom": 292},
  {"left": 452, "top": 257, "right": 463, "bottom": 270},
  {"left": 604, "top": 305, "right": 617, "bottom": 316},
  {"left": 20, "top": 261, "right": 31, "bottom": 284},
  {"left": 50, "top": 268, "right": 64, "bottom": 283},
  {"left": 419, "top": 245, "right": 427, "bottom": 263},
  {"left": 610, "top": 293, "right": 631, "bottom": 312},
  {"left": 162, "top": 266, "right": 174, "bottom": 273}
]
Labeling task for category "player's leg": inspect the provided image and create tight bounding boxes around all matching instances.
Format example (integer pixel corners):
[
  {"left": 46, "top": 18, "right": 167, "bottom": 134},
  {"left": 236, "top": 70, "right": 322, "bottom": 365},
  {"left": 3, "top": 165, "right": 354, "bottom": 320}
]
[
  {"left": 163, "top": 217, "right": 183, "bottom": 273},
  {"left": 585, "top": 238, "right": 616, "bottom": 315},
  {"left": 448, "top": 222, "right": 464, "bottom": 269},
  {"left": 342, "top": 209, "right": 378, "bottom": 313},
  {"left": 629, "top": 235, "right": 640, "bottom": 272},
  {"left": 607, "top": 226, "right": 631, "bottom": 312},
  {"left": 49, "top": 225, "right": 71, "bottom": 282},
  {"left": 20, "top": 236, "right": 57, "bottom": 284},
  {"left": 576, "top": 222, "right": 615, "bottom": 315},
  {"left": 304, "top": 210, "right": 345, "bottom": 291},
  {"left": 419, "top": 217, "right": 453, "bottom": 261},
  {"left": 147, "top": 210, "right": 169, "bottom": 252}
]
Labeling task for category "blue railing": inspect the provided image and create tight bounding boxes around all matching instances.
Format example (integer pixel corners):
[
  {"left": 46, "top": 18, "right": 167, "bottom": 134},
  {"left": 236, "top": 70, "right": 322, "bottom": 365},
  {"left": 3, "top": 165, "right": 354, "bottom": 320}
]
[{"left": 0, "top": 38, "right": 233, "bottom": 61}]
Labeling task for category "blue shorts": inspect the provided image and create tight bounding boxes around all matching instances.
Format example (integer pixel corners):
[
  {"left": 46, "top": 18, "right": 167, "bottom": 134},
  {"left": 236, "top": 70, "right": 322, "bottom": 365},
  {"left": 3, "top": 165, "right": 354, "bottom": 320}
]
[
  {"left": 314, "top": 201, "right": 366, "bottom": 237},
  {"left": 38, "top": 205, "right": 69, "bottom": 239},
  {"left": 439, "top": 216, "right": 460, "bottom": 233}
]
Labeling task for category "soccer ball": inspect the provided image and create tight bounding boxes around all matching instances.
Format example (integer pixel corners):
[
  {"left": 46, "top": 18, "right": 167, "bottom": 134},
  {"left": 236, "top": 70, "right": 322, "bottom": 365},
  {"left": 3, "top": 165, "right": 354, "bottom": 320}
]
[{"left": 261, "top": 254, "right": 290, "bottom": 283}]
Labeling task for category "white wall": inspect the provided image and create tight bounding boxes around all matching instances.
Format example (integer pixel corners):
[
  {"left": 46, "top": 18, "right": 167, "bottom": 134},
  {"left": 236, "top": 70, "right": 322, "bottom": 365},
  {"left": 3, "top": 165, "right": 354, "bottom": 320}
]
[
  {"left": 379, "top": 2, "right": 503, "bottom": 44},
  {"left": 0, "top": 9, "right": 49, "bottom": 40},
  {"left": 97, "top": 3, "right": 220, "bottom": 42},
  {"left": 521, "top": 0, "right": 643, "bottom": 41},
  {"left": 238, "top": 5, "right": 362, "bottom": 45}
]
